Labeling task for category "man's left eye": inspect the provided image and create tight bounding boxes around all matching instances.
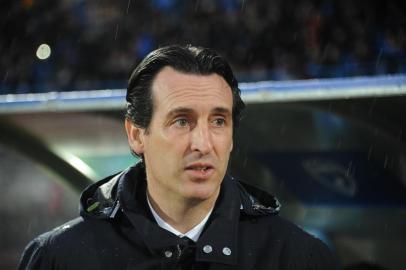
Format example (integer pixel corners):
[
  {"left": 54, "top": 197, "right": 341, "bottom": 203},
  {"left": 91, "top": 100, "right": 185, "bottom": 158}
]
[{"left": 212, "top": 118, "right": 226, "bottom": 126}]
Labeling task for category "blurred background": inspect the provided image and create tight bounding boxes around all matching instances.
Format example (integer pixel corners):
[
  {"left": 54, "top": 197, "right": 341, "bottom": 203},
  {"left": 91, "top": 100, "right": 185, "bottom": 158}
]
[
  {"left": 1, "top": 0, "right": 406, "bottom": 269},
  {"left": 1, "top": 0, "right": 406, "bottom": 93}
]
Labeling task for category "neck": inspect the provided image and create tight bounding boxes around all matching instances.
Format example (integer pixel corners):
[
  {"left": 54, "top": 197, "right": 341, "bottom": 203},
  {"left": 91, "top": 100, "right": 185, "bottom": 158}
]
[{"left": 146, "top": 188, "right": 218, "bottom": 234}]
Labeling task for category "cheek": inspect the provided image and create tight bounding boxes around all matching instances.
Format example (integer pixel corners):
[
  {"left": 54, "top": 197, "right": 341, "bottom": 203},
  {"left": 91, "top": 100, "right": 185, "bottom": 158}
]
[
  {"left": 214, "top": 139, "right": 232, "bottom": 165},
  {"left": 157, "top": 132, "right": 190, "bottom": 160},
  {"left": 218, "top": 133, "right": 233, "bottom": 152}
]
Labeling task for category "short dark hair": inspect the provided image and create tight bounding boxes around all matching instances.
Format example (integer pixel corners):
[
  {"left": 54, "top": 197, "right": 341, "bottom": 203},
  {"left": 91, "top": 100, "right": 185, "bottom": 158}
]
[{"left": 126, "top": 45, "right": 245, "bottom": 132}]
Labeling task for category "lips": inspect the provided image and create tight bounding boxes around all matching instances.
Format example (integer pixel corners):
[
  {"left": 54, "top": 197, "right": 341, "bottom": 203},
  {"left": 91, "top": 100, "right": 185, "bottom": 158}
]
[
  {"left": 184, "top": 162, "right": 215, "bottom": 179},
  {"left": 185, "top": 163, "right": 214, "bottom": 171}
]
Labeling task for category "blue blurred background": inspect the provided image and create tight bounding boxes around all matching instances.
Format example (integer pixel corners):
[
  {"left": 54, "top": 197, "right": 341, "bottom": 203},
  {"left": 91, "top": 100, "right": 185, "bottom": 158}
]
[{"left": 1, "top": 0, "right": 405, "bottom": 93}]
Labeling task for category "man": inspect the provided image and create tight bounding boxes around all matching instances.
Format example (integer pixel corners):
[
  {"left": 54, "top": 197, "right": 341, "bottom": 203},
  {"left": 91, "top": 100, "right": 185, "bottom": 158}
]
[{"left": 19, "top": 45, "right": 336, "bottom": 269}]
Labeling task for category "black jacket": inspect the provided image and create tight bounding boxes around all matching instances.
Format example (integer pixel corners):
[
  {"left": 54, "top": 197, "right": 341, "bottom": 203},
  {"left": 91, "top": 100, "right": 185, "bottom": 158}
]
[{"left": 18, "top": 163, "right": 336, "bottom": 269}]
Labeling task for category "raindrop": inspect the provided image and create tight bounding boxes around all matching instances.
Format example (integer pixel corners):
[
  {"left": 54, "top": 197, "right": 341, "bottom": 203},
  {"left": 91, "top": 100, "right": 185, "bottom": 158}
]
[
  {"left": 241, "top": 0, "right": 246, "bottom": 12},
  {"left": 373, "top": 127, "right": 379, "bottom": 136},
  {"left": 367, "top": 145, "right": 373, "bottom": 161},
  {"left": 327, "top": 102, "right": 332, "bottom": 112},
  {"left": 346, "top": 160, "right": 353, "bottom": 177},
  {"left": 368, "top": 97, "right": 376, "bottom": 116},
  {"left": 384, "top": 223, "right": 389, "bottom": 232},
  {"left": 194, "top": 0, "right": 200, "bottom": 12},
  {"left": 389, "top": 155, "right": 395, "bottom": 169},
  {"left": 397, "top": 129, "right": 402, "bottom": 142},
  {"left": 320, "top": 43, "right": 331, "bottom": 61},
  {"left": 242, "top": 157, "right": 248, "bottom": 168},
  {"left": 114, "top": 24, "right": 120, "bottom": 41},
  {"left": 279, "top": 123, "right": 286, "bottom": 135},
  {"left": 126, "top": 0, "right": 131, "bottom": 14},
  {"left": 336, "top": 138, "right": 342, "bottom": 149},
  {"left": 3, "top": 70, "right": 9, "bottom": 83},
  {"left": 375, "top": 48, "right": 383, "bottom": 69},
  {"left": 27, "top": 221, "right": 32, "bottom": 234}
]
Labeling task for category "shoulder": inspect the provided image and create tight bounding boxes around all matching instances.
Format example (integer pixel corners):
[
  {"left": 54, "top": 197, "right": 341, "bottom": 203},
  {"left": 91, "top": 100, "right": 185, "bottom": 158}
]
[
  {"left": 240, "top": 214, "right": 337, "bottom": 269},
  {"left": 18, "top": 217, "right": 109, "bottom": 269},
  {"left": 257, "top": 214, "right": 330, "bottom": 250},
  {"left": 240, "top": 212, "right": 310, "bottom": 242},
  {"left": 33, "top": 217, "right": 91, "bottom": 247}
]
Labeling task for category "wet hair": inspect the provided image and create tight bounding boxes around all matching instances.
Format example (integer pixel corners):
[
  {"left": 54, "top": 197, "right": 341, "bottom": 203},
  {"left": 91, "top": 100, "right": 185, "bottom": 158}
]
[{"left": 125, "top": 45, "right": 245, "bottom": 132}]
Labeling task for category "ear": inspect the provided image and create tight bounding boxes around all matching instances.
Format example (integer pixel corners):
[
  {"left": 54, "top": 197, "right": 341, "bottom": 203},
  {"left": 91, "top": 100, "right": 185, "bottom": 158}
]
[
  {"left": 125, "top": 119, "right": 145, "bottom": 155},
  {"left": 230, "top": 140, "right": 233, "bottom": 152}
]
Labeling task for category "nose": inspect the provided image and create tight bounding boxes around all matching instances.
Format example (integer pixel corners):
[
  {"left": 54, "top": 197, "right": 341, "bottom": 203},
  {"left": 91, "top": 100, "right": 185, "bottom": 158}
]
[{"left": 190, "top": 122, "right": 213, "bottom": 155}]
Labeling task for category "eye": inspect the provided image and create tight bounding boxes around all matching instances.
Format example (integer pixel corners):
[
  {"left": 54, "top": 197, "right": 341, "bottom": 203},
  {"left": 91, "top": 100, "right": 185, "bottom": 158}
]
[
  {"left": 174, "top": 118, "right": 189, "bottom": 127},
  {"left": 212, "top": 118, "right": 226, "bottom": 127}
]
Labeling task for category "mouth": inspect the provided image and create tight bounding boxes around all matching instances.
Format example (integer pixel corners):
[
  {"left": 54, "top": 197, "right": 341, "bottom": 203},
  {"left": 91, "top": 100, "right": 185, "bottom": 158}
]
[
  {"left": 184, "top": 163, "right": 215, "bottom": 179},
  {"left": 185, "top": 163, "right": 214, "bottom": 171}
]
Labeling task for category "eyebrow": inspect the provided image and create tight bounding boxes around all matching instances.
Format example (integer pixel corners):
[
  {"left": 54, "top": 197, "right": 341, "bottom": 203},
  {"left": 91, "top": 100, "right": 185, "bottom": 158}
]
[
  {"left": 167, "top": 107, "right": 194, "bottom": 118},
  {"left": 212, "top": 107, "right": 231, "bottom": 116},
  {"left": 167, "top": 106, "right": 231, "bottom": 118}
]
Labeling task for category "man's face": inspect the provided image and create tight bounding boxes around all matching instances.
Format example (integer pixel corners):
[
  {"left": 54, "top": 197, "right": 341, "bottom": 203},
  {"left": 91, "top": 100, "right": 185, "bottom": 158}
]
[{"left": 127, "top": 66, "right": 234, "bottom": 204}]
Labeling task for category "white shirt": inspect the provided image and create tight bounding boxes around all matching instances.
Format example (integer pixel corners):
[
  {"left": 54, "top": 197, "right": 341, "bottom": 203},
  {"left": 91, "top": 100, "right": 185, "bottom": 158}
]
[{"left": 147, "top": 194, "right": 213, "bottom": 242}]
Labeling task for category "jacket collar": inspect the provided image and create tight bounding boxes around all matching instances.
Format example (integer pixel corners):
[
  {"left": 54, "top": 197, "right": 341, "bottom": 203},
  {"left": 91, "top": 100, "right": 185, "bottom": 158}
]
[
  {"left": 117, "top": 164, "right": 187, "bottom": 252},
  {"left": 80, "top": 162, "right": 280, "bottom": 266},
  {"left": 117, "top": 163, "right": 240, "bottom": 265}
]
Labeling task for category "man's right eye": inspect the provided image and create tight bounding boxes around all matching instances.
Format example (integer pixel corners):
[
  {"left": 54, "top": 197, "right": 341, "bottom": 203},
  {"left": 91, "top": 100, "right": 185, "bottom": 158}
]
[{"left": 174, "top": 118, "right": 189, "bottom": 127}]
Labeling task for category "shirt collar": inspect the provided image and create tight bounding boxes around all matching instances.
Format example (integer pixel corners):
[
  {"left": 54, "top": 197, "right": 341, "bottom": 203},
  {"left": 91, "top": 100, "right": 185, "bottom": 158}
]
[{"left": 147, "top": 193, "right": 213, "bottom": 242}]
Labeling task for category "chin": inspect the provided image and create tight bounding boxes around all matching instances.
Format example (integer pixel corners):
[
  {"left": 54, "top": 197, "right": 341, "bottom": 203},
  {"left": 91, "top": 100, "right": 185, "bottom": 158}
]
[{"left": 182, "top": 184, "right": 220, "bottom": 202}]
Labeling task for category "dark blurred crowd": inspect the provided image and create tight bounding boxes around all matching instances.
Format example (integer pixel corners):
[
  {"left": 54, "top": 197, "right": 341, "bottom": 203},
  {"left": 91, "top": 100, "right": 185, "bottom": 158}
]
[{"left": 1, "top": 0, "right": 406, "bottom": 94}]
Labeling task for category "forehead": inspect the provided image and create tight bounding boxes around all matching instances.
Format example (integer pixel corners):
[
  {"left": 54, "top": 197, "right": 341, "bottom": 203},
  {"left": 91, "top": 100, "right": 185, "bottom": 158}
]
[{"left": 150, "top": 67, "right": 233, "bottom": 112}]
